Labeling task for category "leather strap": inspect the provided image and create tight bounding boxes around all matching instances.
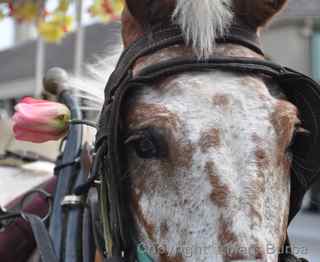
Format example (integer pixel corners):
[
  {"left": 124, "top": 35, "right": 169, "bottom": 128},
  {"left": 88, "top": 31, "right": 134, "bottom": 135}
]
[
  {"left": 135, "top": 56, "right": 284, "bottom": 80},
  {"left": 24, "top": 213, "right": 59, "bottom": 262},
  {"left": 219, "top": 25, "right": 263, "bottom": 55}
]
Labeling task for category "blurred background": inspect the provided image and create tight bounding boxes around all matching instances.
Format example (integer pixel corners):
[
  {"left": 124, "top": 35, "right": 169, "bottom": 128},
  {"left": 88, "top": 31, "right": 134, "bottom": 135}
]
[{"left": 0, "top": 0, "right": 319, "bottom": 260}]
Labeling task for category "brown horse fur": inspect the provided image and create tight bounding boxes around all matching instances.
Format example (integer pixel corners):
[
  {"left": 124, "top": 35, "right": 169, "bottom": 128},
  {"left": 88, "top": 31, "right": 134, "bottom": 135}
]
[
  {"left": 233, "top": 0, "right": 288, "bottom": 29},
  {"left": 122, "top": 0, "right": 288, "bottom": 47}
]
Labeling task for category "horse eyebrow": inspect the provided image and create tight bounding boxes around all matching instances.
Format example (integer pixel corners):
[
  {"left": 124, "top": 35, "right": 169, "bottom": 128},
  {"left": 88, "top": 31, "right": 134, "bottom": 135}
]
[
  {"left": 126, "top": 105, "right": 180, "bottom": 127},
  {"left": 127, "top": 116, "right": 173, "bottom": 131},
  {"left": 127, "top": 118, "right": 160, "bottom": 131}
]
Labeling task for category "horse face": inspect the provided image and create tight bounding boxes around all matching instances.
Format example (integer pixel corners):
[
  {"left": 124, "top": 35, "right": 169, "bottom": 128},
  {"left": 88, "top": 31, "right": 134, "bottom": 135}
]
[
  {"left": 118, "top": 1, "right": 293, "bottom": 261},
  {"left": 123, "top": 52, "right": 298, "bottom": 262}
]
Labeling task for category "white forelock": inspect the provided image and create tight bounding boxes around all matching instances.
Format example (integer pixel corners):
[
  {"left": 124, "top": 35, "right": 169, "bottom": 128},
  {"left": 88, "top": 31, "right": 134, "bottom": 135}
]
[{"left": 172, "top": 0, "right": 234, "bottom": 59}]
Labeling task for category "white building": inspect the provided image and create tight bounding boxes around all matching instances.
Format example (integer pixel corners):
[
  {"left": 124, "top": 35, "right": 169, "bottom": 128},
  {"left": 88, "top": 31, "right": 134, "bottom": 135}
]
[
  {"left": 0, "top": 22, "right": 120, "bottom": 113},
  {"left": 262, "top": 0, "right": 320, "bottom": 79}
]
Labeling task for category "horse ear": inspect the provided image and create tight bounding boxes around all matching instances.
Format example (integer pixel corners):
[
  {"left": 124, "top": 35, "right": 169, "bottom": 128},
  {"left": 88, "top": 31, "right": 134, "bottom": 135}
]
[
  {"left": 125, "top": 0, "right": 148, "bottom": 25},
  {"left": 234, "top": 0, "right": 288, "bottom": 29},
  {"left": 124, "top": 0, "right": 174, "bottom": 27}
]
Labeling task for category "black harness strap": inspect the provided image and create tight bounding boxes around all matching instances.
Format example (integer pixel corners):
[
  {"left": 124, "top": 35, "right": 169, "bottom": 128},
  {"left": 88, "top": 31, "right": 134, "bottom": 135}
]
[
  {"left": 24, "top": 214, "right": 59, "bottom": 262},
  {"left": 219, "top": 25, "right": 263, "bottom": 56},
  {"left": 135, "top": 56, "right": 284, "bottom": 79}
]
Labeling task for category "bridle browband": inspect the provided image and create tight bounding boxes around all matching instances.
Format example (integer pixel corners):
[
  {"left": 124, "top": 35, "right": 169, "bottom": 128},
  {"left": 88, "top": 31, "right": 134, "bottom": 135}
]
[{"left": 94, "top": 24, "right": 317, "bottom": 262}]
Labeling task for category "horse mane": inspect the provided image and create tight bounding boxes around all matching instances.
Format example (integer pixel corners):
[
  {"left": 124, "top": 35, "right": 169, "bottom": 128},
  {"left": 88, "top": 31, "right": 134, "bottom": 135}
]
[
  {"left": 172, "top": 0, "right": 233, "bottom": 58},
  {"left": 68, "top": 45, "right": 122, "bottom": 109}
]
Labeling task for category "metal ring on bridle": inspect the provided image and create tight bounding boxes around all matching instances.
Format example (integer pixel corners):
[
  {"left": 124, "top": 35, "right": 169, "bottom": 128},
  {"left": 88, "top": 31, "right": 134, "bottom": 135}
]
[
  {"left": 19, "top": 189, "right": 52, "bottom": 223},
  {"left": 61, "top": 195, "right": 84, "bottom": 208}
]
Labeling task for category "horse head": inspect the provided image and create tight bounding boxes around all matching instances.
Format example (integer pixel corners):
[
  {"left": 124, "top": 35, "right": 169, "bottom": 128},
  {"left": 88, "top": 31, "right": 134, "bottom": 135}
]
[{"left": 97, "top": 1, "right": 305, "bottom": 261}]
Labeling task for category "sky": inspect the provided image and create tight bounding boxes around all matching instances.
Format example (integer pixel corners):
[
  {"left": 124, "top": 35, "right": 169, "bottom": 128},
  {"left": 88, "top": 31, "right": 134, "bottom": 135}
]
[{"left": 0, "top": 18, "right": 14, "bottom": 50}]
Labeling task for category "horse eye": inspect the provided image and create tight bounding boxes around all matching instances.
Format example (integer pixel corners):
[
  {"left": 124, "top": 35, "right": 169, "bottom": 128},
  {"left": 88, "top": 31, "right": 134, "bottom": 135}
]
[
  {"left": 286, "top": 124, "right": 311, "bottom": 152},
  {"left": 125, "top": 127, "right": 168, "bottom": 159}
]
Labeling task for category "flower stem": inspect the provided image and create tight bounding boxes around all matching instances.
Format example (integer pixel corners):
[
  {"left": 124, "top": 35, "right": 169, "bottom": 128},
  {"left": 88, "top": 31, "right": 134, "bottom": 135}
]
[{"left": 69, "top": 119, "right": 97, "bottom": 128}]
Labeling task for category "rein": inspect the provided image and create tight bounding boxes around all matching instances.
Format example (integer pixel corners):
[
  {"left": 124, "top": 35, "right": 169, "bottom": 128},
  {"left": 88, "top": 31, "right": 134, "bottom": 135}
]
[{"left": 94, "top": 24, "right": 316, "bottom": 262}]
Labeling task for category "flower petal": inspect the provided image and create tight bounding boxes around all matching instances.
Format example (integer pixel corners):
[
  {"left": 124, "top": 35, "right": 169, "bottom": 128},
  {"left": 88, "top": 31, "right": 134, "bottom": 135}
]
[
  {"left": 13, "top": 126, "right": 67, "bottom": 143},
  {"left": 20, "top": 97, "right": 49, "bottom": 104}
]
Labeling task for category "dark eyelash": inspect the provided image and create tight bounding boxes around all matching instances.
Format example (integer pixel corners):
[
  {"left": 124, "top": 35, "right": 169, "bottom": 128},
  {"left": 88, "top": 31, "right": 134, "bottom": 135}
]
[
  {"left": 287, "top": 124, "right": 311, "bottom": 153},
  {"left": 124, "top": 127, "right": 168, "bottom": 159}
]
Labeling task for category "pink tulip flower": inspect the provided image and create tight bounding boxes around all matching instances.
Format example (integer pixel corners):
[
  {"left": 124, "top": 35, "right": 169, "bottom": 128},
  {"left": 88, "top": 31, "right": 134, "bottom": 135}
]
[{"left": 12, "top": 97, "right": 71, "bottom": 143}]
